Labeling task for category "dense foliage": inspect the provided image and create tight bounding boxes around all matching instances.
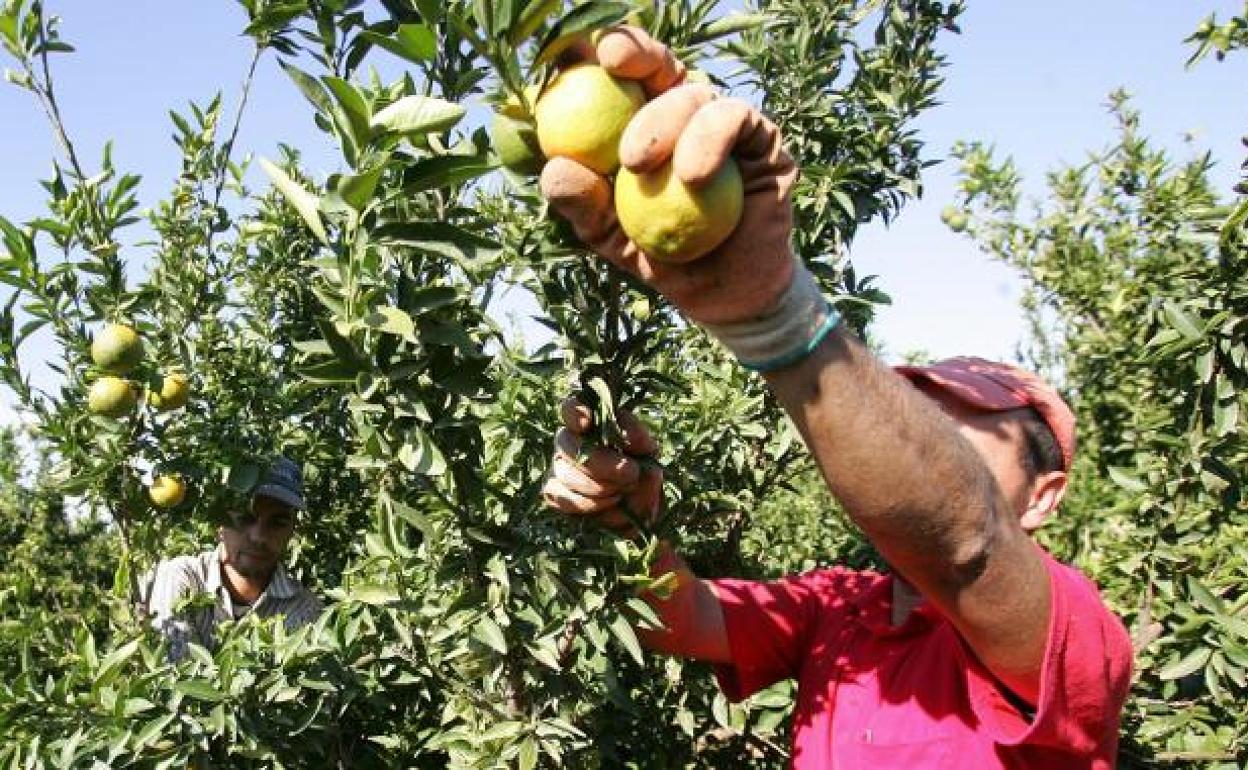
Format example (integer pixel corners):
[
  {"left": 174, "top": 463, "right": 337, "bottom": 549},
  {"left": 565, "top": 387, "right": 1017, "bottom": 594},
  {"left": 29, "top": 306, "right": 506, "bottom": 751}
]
[{"left": 0, "top": 0, "right": 960, "bottom": 766}]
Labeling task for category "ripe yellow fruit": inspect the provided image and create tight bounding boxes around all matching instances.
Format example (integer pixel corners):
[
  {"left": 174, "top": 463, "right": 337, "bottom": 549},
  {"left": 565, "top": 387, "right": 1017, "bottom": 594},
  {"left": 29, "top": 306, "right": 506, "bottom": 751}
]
[
  {"left": 615, "top": 159, "right": 745, "bottom": 263},
  {"left": 149, "top": 372, "right": 190, "bottom": 412},
  {"left": 91, "top": 323, "right": 144, "bottom": 374},
  {"left": 149, "top": 475, "right": 187, "bottom": 509},
  {"left": 534, "top": 64, "right": 645, "bottom": 175},
  {"left": 490, "top": 113, "right": 544, "bottom": 175},
  {"left": 87, "top": 376, "right": 137, "bottom": 418}
]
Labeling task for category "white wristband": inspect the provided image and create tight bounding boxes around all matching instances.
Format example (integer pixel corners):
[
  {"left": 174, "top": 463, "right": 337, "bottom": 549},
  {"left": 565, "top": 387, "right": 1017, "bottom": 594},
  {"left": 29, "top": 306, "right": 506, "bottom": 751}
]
[{"left": 702, "top": 265, "right": 841, "bottom": 373}]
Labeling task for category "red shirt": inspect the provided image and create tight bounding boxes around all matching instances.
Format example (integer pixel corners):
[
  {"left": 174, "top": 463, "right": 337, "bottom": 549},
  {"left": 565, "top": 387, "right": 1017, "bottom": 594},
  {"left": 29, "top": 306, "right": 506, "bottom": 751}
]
[{"left": 711, "top": 550, "right": 1133, "bottom": 769}]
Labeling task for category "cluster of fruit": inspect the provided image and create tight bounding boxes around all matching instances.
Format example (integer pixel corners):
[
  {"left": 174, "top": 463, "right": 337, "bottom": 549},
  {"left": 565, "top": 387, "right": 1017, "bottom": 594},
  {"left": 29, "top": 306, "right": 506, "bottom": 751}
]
[
  {"left": 490, "top": 49, "right": 744, "bottom": 264},
  {"left": 85, "top": 323, "right": 189, "bottom": 508}
]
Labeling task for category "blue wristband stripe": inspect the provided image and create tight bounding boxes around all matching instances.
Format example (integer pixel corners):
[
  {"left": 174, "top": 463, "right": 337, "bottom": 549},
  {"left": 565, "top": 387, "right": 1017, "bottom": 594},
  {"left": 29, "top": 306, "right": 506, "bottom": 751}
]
[{"left": 740, "top": 304, "right": 842, "bottom": 373}]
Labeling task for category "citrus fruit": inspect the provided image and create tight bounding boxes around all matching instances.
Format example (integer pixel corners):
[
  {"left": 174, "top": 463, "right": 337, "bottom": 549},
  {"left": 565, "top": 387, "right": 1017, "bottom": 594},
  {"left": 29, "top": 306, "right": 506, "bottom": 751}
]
[
  {"left": 490, "top": 113, "right": 544, "bottom": 175},
  {"left": 940, "top": 205, "right": 969, "bottom": 232},
  {"left": 534, "top": 64, "right": 645, "bottom": 175},
  {"left": 87, "top": 376, "right": 137, "bottom": 418},
  {"left": 91, "top": 323, "right": 144, "bottom": 374},
  {"left": 149, "top": 372, "right": 190, "bottom": 411},
  {"left": 149, "top": 475, "right": 187, "bottom": 509},
  {"left": 614, "top": 158, "right": 745, "bottom": 263}
]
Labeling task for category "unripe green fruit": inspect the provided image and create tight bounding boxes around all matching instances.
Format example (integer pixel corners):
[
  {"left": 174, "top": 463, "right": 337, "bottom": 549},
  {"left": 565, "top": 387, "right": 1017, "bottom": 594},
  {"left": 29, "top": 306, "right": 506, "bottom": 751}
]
[
  {"left": 941, "top": 205, "right": 969, "bottom": 233},
  {"left": 91, "top": 324, "right": 144, "bottom": 374},
  {"left": 630, "top": 297, "right": 653, "bottom": 321},
  {"left": 490, "top": 113, "right": 544, "bottom": 175},
  {"left": 149, "top": 372, "right": 190, "bottom": 412},
  {"left": 88, "top": 376, "right": 137, "bottom": 418}
]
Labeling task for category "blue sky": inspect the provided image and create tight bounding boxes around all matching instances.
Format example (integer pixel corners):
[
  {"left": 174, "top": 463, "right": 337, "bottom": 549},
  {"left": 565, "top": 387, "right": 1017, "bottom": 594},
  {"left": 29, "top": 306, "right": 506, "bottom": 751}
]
[{"left": 2, "top": 1, "right": 1247, "bottom": 422}]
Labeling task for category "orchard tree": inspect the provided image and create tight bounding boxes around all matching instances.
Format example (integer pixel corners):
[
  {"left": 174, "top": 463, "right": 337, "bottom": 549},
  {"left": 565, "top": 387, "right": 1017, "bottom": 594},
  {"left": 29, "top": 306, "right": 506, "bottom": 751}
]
[
  {"left": 943, "top": 12, "right": 1248, "bottom": 761},
  {"left": 0, "top": 0, "right": 962, "bottom": 766}
]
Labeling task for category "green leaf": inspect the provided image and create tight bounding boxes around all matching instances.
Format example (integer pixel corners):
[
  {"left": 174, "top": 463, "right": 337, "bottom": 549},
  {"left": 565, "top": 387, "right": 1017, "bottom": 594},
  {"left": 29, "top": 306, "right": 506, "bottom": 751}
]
[
  {"left": 258, "top": 158, "right": 329, "bottom": 245},
  {"left": 279, "top": 60, "right": 332, "bottom": 115},
  {"left": 509, "top": 0, "right": 560, "bottom": 43},
  {"left": 370, "top": 95, "right": 466, "bottom": 136},
  {"left": 360, "top": 23, "right": 437, "bottom": 64},
  {"left": 375, "top": 221, "right": 500, "bottom": 262},
  {"left": 518, "top": 737, "right": 539, "bottom": 770},
  {"left": 609, "top": 613, "right": 644, "bottom": 665},
  {"left": 1186, "top": 576, "right": 1224, "bottom": 614},
  {"left": 1158, "top": 646, "right": 1212, "bottom": 681},
  {"left": 323, "top": 76, "right": 374, "bottom": 150},
  {"left": 1107, "top": 466, "right": 1147, "bottom": 493},
  {"left": 363, "top": 306, "right": 418, "bottom": 341},
  {"left": 396, "top": 427, "right": 447, "bottom": 476},
  {"left": 1163, "top": 301, "right": 1205, "bottom": 342},
  {"left": 473, "top": 616, "right": 508, "bottom": 654},
  {"left": 335, "top": 163, "right": 387, "bottom": 210},
  {"left": 227, "top": 462, "right": 261, "bottom": 493},
  {"left": 690, "top": 12, "right": 768, "bottom": 43},
  {"left": 400, "top": 154, "right": 498, "bottom": 193},
  {"left": 533, "top": 2, "right": 631, "bottom": 68},
  {"left": 404, "top": 285, "right": 460, "bottom": 314},
  {"left": 175, "top": 680, "right": 229, "bottom": 702},
  {"left": 349, "top": 584, "right": 400, "bottom": 605}
]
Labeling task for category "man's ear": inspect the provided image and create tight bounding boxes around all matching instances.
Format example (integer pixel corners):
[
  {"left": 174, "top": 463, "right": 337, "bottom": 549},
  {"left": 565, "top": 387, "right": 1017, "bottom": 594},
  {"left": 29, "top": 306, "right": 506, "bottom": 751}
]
[{"left": 1020, "top": 470, "right": 1067, "bottom": 532}]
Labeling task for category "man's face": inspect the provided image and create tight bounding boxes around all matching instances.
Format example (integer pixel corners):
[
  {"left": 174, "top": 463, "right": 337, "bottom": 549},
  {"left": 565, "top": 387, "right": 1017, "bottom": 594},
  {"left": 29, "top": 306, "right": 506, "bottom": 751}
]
[
  {"left": 916, "top": 383, "right": 1060, "bottom": 528},
  {"left": 220, "top": 495, "right": 297, "bottom": 580}
]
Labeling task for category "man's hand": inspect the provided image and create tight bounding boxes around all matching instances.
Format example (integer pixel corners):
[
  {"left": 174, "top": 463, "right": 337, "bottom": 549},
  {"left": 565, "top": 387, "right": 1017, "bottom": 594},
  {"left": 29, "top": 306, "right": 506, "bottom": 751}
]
[
  {"left": 540, "top": 26, "right": 798, "bottom": 326},
  {"left": 542, "top": 396, "right": 662, "bottom": 536}
]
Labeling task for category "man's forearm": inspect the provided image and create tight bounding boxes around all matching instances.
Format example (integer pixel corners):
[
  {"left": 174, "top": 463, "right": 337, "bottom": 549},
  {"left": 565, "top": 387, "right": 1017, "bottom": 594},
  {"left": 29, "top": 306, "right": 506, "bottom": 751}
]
[
  {"left": 763, "top": 327, "right": 1006, "bottom": 592},
  {"left": 636, "top": 542, "right": 731, "bottom": 663}
]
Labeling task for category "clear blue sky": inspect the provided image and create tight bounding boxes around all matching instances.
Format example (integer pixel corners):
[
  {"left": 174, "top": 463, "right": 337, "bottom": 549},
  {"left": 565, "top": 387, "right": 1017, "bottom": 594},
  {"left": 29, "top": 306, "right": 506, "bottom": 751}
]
[{"left": 2, "top": 1, "right": 1247, "bottom": 421}]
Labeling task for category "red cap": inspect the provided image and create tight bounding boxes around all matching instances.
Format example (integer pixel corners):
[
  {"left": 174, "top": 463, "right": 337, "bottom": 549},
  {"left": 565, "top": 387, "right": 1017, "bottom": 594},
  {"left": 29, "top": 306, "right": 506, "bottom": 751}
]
[{"left": 894, "top": 357, "right": 1076, "bottom": 470}]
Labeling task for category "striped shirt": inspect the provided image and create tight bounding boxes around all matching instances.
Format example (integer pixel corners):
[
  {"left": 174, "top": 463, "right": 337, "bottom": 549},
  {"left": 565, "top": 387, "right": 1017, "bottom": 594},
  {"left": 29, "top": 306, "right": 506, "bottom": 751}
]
[{"left": 144, "top": 546, "right": 322, "bottom": 659}]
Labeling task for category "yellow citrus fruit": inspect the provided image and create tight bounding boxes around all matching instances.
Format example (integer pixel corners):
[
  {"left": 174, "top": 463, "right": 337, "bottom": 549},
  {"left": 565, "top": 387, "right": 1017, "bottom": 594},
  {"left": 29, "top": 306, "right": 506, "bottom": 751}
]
[
  {"left": 615, "top": 159, "right": 745, "bottom": 263},
  {"left": 87, "top": 376, "right": 137, "bottom": 418},
  {"left": 534, "top": 64, "right": 645, "bottom": 175},
  {"left": 149, "top": 372, "right": 190, "bottom": 411},
  {"left": 91, "top": 323, "right": 144, "bottom": 374},
  {"left": 490, "top": 113, "right": 544, "bottom": 175},
  {"left": 149, "top": 475, "right": 187, "bottom": 509}
]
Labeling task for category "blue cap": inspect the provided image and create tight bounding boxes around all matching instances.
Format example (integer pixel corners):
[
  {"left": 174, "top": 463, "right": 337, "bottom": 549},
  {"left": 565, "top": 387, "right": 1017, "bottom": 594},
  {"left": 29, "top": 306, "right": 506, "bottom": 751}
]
[{"left": 252, "top": 456, "right": 305, "bottom": 510}]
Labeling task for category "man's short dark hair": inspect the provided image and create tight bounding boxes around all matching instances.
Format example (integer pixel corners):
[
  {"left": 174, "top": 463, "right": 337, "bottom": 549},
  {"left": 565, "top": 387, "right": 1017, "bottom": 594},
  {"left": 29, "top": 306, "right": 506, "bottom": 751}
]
[{"left": 1018, "top": 407, "right": 1064, "bottom": 478}]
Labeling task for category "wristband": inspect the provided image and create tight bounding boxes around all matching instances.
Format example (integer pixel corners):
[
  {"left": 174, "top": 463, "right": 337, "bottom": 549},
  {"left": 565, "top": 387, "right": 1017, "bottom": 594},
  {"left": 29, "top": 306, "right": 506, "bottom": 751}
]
[{"left": 702, "top": 265, "right": 841, "bottom": 373}]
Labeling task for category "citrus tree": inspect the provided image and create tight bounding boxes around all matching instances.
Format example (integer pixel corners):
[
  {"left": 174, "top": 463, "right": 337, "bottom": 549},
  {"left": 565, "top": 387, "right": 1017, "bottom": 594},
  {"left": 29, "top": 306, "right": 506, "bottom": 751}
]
[
  {"left": 943, "top": 14, "right": 1248, "bottom": 760},
  {"left": 0, "top": 0, "right": 962, "bottom": 766}
]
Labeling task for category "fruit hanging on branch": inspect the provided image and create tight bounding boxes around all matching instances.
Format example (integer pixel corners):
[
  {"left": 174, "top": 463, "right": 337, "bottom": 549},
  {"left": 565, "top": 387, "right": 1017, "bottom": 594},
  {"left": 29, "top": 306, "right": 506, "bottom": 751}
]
[
  {"left": 148, "top": 372, "right": 190, "bottom": 412},
  {"left": 87, "top": 376, "right": 138, "bottom": 418},
  {"left": 148, "top": 475, "right": 187, "bottom": 509},
  {"left": 90, "top": 323, "right": 144, "bottom": 374}
]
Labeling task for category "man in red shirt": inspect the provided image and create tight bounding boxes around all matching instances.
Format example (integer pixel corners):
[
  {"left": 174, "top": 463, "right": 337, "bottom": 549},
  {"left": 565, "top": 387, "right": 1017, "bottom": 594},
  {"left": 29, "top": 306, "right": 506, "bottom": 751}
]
[{"left": 539, "top": 26, "right": 1134, "bottom": 769}]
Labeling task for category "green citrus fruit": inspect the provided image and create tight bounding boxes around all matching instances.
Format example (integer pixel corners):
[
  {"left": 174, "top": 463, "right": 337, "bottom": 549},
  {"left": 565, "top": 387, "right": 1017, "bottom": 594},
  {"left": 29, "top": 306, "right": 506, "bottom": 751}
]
[
  {"left": 149, "top": 475, "right": 187, "bottom": 509},
  {"left": 615, "top": 159, "right": 745, "bottom": 263},
  {"left": 149, "top": 372, "right": 190, "bottom": 411},
  {"left": 91, "top": 323, "right": 144, "bottom": 374},
  {"left": 630, "top": 297, "right": 653, "bottom": 321},
  {"left": 534, "top": 64, "right": 645, "bottom": 175},
  {"left": 940, "top": 205, "right": 969, "bottom": 232},
  {"left": 491, "top": 113, "right": 544, "bottom": 175},
  {"left": 88, "top": 376, "right": 137, "bottom": 418}
]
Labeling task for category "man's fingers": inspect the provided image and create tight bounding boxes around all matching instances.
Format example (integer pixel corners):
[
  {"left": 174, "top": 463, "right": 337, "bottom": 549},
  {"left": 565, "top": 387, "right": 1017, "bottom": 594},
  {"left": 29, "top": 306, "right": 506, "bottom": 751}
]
[
  {"left": 619, "top": 83, "right": 718, "bottom": 173},
  {"left": 551, "top": 453, "right": 630, "bottom": 498},
  {"left": 560, "top": 396, "right": 594, "bottom": 434},
  {"left": 596, "top": 26, "right": 686, "bottom": 96},
  {"left": 617, "top": 411, "right": 660, "bottom": 457},
  {"left": 553, "top": 427, "right": 642, "bottom": 486},
  {"left": 542, "top": 478, "right": 619, "bottom": 516},
  {"left": 540, "top": 157, "right": 614, "bottom": 241},
  {"left": 671, "top": 97, "right": 760, "bottom": 186}
]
